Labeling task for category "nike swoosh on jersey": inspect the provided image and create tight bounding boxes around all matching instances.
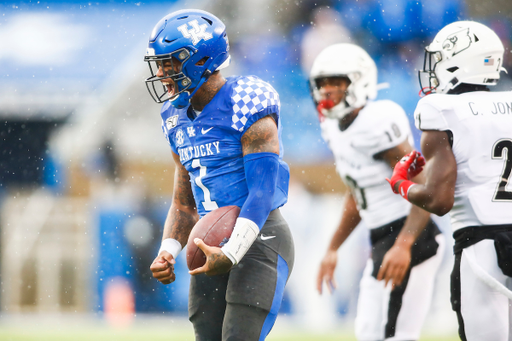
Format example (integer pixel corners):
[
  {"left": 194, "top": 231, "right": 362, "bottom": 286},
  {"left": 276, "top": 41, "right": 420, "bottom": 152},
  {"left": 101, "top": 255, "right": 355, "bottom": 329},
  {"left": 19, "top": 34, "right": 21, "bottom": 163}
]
[
  {"left": 260, "top": 234, "right": 276, "bottom": 241},
  {"left": 202, "top": 127, "right": 214, "bottom": 134}
]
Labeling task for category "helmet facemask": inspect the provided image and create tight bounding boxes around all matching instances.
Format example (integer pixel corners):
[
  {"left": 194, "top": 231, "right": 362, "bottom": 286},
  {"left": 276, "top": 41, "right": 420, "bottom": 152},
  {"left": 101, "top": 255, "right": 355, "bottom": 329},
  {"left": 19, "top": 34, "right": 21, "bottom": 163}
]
[
  {"left": 145, "top": 48, "right": 192, "bottom": 104},
  {"left": 418, "top": 50, "right": 443, "bottom": 95},
  {"left": 311, "top": 75, "right": 356, "bottom": 120}
]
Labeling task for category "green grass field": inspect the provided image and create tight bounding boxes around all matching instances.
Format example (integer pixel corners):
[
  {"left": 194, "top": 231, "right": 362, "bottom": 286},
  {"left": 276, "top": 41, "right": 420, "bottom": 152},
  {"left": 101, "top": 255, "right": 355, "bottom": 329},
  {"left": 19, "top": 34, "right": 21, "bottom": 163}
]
[
  {"left": 0, "top": 315, "right": 460, "bottom": 341},
  {"left": 0, "top": 329, "right": 460, "bottom": 341},
  {"left": 0, "top": 326, "right": 460, "bottom": 341}
]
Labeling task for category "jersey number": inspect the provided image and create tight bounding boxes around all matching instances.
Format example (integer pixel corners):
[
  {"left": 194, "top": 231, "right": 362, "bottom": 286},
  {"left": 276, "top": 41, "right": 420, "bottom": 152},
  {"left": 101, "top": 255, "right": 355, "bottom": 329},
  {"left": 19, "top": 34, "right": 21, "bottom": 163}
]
[
  {"left": 492, "top": 139, "right": 512, "bottom": 201},
  {"left": 345, "top": 175, "right": 367, "bottom": 210},
  {"left": 191, "top": 159, "right": 219, "bottom": 211}
]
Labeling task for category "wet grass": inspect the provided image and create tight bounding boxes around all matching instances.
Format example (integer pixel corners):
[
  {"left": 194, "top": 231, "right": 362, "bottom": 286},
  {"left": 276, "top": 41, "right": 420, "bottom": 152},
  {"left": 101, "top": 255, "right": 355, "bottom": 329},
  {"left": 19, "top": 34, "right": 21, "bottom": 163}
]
[{"left": 0, "top": 329, "right": 460, "bottom": 341}]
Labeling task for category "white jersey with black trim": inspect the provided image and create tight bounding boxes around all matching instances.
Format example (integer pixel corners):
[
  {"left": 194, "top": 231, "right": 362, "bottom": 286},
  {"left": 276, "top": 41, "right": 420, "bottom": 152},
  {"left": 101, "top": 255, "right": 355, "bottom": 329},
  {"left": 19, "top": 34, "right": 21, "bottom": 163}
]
[
  {"left": 321, "top": 100, "right": 414, "bottom": 229},
  {"left": 414, "top": 90, "right": 512, "bottom": 232}
]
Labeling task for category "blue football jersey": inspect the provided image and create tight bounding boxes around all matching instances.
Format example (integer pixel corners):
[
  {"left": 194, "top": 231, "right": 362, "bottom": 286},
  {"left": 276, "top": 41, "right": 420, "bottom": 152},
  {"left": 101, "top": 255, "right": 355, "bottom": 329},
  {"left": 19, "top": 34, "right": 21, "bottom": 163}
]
[{"left": 160, "top": 75, "right": 290, "bottom": 217}]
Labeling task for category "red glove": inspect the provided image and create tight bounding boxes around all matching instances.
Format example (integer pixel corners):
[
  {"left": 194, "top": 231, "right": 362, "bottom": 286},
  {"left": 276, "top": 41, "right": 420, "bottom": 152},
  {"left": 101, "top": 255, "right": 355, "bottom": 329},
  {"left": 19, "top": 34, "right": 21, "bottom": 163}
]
[{"left": 386, "top": 151, "right": 425, "bottom": 200}]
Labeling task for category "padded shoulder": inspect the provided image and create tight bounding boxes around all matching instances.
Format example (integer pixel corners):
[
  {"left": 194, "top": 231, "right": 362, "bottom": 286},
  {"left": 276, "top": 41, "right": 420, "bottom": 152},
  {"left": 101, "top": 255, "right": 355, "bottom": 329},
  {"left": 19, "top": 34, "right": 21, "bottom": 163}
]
[
  {"left": 351, "top": 100, "right": 411, "bottom": 156},
  {"left": 414, "top": 94, "right": 450, "bottom": 131},
  {"left": 229, "top": 76, "right": 280, "bottom": 132}
]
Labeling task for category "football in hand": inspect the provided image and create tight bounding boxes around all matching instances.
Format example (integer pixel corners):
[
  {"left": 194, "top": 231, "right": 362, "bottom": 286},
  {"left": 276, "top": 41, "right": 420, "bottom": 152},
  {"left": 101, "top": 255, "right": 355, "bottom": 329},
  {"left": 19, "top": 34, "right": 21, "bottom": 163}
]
[{"left": 186, "top": 205, "right": 240, "bottom": 271}]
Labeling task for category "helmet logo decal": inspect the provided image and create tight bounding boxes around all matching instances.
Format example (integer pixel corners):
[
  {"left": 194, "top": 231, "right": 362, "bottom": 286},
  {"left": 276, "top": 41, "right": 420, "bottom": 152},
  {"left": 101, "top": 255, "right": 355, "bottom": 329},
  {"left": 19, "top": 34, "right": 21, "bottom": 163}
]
[
  {"left": 442, "top": 28, "right": 471, "bottom": 56},
  {"left": 443, "top": 36, "right": 458, "bottom": 51},
  {"left": 177, "top": 20, "right": 213, "bottom": 45}
]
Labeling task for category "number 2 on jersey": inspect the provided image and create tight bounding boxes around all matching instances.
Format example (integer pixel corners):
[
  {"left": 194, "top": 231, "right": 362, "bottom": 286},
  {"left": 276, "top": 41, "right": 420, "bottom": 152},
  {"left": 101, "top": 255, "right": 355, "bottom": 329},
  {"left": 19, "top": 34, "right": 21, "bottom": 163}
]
[
  {"left": 492, "top": 139, "right": 512, "bottom": 201},
  {"left": 191, "top": 159, "right": 219, "bottom": 211}
]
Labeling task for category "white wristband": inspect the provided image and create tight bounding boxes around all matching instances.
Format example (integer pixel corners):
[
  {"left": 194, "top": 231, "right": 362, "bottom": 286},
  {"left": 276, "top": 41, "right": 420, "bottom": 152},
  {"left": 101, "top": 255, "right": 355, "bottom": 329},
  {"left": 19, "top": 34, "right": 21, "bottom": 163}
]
[
  {"left": 158, "top": 238, "right": 183, "bottom": 260},
  {"left": 221, "top": 217, "right": 259, "bottom": 265}
]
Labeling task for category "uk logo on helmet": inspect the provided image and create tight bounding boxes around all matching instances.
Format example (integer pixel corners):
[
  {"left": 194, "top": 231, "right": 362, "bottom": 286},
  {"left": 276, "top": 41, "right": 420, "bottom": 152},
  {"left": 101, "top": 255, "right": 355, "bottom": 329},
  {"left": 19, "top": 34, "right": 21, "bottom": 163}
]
[{"left": 177, "top": 20, "right": 213, "bottom": 45}]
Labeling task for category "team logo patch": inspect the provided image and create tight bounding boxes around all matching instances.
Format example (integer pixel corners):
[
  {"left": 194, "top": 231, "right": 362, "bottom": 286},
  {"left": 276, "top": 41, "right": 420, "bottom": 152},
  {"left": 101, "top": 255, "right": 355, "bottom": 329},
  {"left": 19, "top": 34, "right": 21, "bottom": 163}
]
[
  {"left": 175, "top": 129, "right": 185, "bottom": 146},
  {"left": 177, "top": 20, "right": 213, "bottom": 45},
  {"left": 187, "top": 126, "right": 196, "bottom": 137},
  {"left": 166, "top": 115, "right": 179, "bottom": 130}
]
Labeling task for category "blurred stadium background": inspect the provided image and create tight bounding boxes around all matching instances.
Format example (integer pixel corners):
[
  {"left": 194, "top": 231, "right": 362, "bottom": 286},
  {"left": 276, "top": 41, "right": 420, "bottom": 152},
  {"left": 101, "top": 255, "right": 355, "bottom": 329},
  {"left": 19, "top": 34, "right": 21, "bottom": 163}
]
[{"left": 0, "top": 0, "right": 511, "bottom": 339}]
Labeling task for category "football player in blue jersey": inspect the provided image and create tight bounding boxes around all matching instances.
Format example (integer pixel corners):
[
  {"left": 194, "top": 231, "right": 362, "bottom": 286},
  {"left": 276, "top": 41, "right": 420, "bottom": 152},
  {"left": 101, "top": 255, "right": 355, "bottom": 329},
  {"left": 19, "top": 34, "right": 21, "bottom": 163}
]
[{"left": 146, "top": 9, "right": 294, "bottom": 341}]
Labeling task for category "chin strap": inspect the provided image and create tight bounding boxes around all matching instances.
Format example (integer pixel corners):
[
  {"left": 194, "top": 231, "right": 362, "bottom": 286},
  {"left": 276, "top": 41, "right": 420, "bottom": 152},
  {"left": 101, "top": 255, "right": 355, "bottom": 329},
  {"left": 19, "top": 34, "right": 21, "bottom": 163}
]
[{"left": 171, "top": 70, "right": 213, "bottom": 109}]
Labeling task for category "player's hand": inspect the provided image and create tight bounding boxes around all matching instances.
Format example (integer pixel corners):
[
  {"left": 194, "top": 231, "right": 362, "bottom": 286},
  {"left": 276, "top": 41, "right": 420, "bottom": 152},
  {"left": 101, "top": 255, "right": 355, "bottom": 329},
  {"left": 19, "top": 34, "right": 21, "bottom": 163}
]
[
  {"left": 150, "top": 251, "right": 176, "bottom": 285},
  {"left": 377, "top": 244, "right": 411, "bottom": 287},
  {"left": 189, "top": 238, "right": 233, "bottom": 276},
  {"left": 386, "top": 150, "right": 425, "bottom": 194},
  {"left": 406, "top": 151, "right": 425, "bottom": 178},
  {"left": 316, "top": 249, "right": 338, "bottom": 295}
]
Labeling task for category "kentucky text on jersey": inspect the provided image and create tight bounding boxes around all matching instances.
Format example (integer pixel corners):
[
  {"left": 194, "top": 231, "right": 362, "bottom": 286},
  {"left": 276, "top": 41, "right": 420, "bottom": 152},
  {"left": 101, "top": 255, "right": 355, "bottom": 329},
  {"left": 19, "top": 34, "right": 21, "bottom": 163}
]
[
  {"left": 178, "top": 141, "right": 221, "bottom": 162},
  {"left": 160, "top": 75, "right": 289, "bottom": 217}
]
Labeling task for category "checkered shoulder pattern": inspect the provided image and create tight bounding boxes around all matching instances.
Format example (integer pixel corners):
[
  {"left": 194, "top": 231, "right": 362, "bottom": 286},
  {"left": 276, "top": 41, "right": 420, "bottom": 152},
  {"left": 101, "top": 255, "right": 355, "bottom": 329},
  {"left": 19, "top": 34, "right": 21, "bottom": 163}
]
[{"left": 230, "top": 76, "right": 280, "bottom": 132}]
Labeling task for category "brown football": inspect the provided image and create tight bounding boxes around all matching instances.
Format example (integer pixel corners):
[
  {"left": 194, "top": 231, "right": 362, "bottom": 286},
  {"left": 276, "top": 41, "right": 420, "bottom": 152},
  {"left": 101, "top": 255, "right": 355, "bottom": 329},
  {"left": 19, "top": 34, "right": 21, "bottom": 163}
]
[{"left": 186, "top": 205, "right": 240, "bottom": 271}]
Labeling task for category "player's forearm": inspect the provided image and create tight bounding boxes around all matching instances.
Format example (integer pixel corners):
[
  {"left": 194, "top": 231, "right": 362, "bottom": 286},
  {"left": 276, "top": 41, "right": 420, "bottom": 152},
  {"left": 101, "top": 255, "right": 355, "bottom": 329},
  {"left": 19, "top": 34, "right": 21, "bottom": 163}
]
[
  {"left": 328, "top": 221, "right": 359, "bottom": 251},
  {"left": 328, "top": 193, "right": 361, "bottom": 251},
  {"left": 388, "top": 147, "right": 455, "bottom": 216},
  {"left": 395, "top": 204, "right": 430, "bottom": 249},
  {"left": 162, "top": 203, "right": 199, "bottom": 247},
  {"left": 238, "top": 152, "right": 279, "bottom": 228},
  {"left": 166, "top": 151, "right": 199, "bottom": 246},
  {"left": 222, "top": 116, "right": 281, "bottom": 265},
  {"left": 406, "top": 130, "right": 456, "bottom": 216},
  {"left": 221, "top": 152, "right": 279, "bottom": 265},
  {"left": 395, "top": 172, "right": 432, "bottom": 246},
  {"left": 406, "top": 183, "right": 454, "bottom": 216}
]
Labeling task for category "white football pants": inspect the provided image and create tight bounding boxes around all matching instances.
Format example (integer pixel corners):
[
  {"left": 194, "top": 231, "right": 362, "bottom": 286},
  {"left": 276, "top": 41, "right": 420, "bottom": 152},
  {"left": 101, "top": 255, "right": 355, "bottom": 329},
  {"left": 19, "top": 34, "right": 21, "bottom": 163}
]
[
  {"left": 459, "top": 240, "right": 512, "bottom": 341},
  {"left": 355, "top": 234, "right": 445, "bottom": 341}
]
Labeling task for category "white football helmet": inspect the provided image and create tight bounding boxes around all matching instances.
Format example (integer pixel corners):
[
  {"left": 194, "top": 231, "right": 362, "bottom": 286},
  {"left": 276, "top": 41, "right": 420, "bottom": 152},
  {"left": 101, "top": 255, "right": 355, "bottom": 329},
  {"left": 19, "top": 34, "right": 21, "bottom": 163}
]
[
  {"left": 309, "top": 43, "right": 377, "bottom": 120},
  {"left": 419, "top": 21, "right": 507, "bottom": 95}
]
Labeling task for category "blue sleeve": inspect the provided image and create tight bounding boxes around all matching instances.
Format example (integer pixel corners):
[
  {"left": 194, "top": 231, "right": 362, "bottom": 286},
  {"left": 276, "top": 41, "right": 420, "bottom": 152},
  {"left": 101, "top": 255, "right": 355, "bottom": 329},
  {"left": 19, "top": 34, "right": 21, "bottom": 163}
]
[{"left": 239, "top": 152, "right": 279, "bottom": 229}]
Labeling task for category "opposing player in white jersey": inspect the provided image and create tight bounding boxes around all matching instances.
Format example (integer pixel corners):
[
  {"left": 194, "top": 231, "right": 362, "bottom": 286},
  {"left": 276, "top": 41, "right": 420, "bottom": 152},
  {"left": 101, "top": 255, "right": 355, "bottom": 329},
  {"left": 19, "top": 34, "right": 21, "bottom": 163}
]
[
  {"left": 387, "top": 21, "right": 512, "bottom": 341},
  {"left": 312, "top": 43, "right": 445, "bottom": 341}
]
